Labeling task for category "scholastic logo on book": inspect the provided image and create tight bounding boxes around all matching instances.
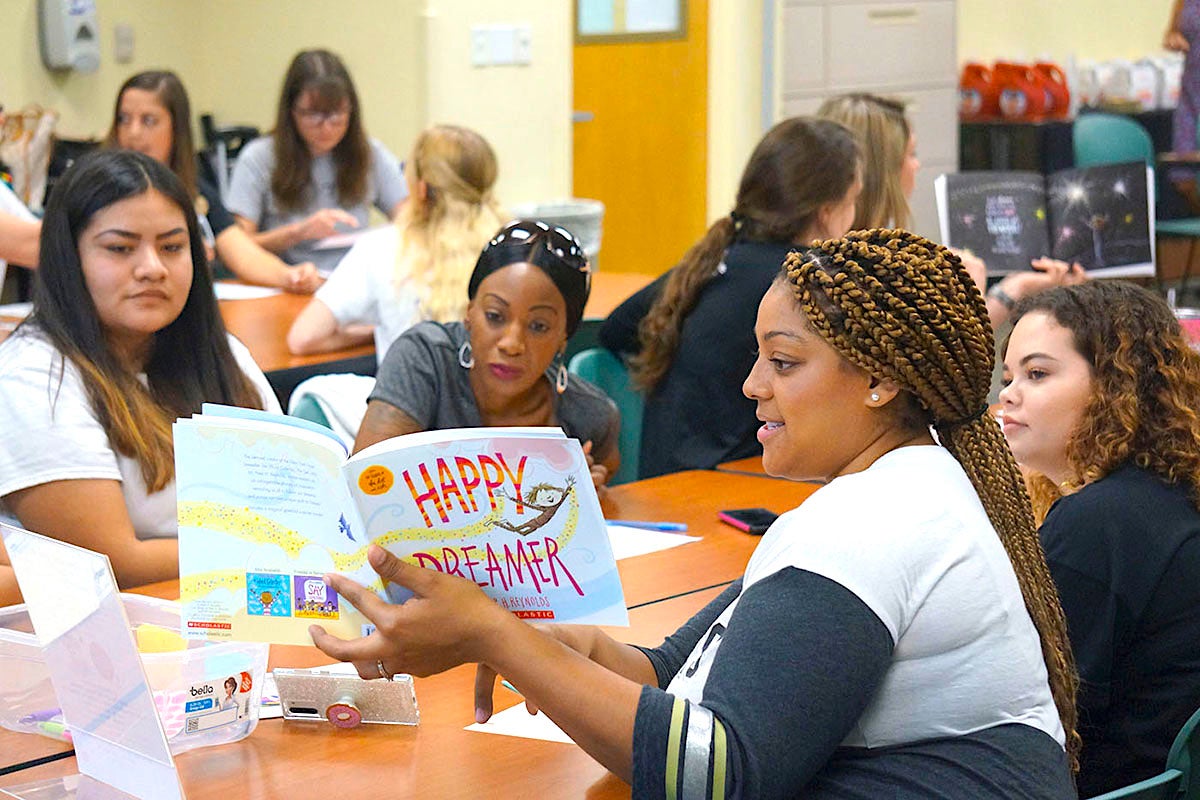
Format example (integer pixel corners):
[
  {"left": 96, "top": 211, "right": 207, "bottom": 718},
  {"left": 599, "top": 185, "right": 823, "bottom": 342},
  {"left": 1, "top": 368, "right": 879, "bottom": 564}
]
[{"left": 187, "top": 621, "right": 232, "bottom": 630}]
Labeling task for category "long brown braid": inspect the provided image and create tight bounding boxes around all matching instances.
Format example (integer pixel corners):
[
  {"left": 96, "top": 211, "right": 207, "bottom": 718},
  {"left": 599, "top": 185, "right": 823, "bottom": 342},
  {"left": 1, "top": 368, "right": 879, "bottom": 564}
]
[{"left": 784, "top": 228, "right": 1080, "bottom": 768}]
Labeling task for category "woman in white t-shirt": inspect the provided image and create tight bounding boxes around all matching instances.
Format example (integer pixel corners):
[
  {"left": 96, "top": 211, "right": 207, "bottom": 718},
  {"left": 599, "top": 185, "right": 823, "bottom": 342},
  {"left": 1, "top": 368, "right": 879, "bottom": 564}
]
[
  {"left": 307, "top": 230, "right": 1081, "bottom": 798},
  {"left": 0, "top": 150, "right": 279, "bottom": 589},
  {"left": 287, "top": 124, "right": 504, "bottom": 360}
]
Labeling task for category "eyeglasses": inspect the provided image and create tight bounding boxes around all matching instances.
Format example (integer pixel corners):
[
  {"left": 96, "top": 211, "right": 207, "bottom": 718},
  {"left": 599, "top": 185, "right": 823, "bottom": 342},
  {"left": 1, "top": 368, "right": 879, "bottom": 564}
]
[
  {"left": 292, "top": 107, "right": 351, "bottom": 127},
  {"left": 488, "top": 220, "right": 588, "bottom": 272}
]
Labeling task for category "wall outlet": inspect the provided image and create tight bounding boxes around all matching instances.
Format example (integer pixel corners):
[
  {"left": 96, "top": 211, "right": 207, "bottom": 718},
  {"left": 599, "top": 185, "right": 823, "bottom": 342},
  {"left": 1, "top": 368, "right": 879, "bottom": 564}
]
[
  {"left": 113, "top": 22, "right": 134, "bottom": 63},
  {"left": 489, "top": 25, "right": 515, "bottom": 66}
]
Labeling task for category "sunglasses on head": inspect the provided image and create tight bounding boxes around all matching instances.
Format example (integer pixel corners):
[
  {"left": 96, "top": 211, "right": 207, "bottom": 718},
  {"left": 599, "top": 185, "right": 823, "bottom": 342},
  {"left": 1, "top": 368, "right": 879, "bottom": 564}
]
[{"left": 488, "top": 220, "right": 588, "bottom": 272}]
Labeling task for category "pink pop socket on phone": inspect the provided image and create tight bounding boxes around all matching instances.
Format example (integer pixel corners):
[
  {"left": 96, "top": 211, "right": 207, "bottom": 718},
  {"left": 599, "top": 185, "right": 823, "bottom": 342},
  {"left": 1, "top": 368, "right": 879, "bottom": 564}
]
[{"left": 326, "top": 698, "right": 363, "bottom": 728}]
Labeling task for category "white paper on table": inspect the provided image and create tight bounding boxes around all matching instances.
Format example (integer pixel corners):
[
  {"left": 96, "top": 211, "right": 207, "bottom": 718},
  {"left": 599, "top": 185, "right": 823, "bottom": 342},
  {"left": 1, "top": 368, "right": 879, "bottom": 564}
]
[
  {"left": 0, "top": 301, "right": 32, "bottom": 318},
  {"left": 213, "top": 282, "right": 283, "bottom": 300},
  {"left": 310, "top": 226, "right": 384, "bottom": 251},
  {"left": 465, "top": 703, "right": 574, "bottom": 744},
  {"left": 606, "top": 524, "right": 700, "bottom": 561}
]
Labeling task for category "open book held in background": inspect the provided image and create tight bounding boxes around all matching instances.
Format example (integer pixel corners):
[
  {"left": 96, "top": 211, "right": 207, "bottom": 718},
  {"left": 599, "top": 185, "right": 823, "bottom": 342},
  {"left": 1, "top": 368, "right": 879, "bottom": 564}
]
[
  {"left": 175, "top": 406, "right": 628, "bottom": 646},
  {"left": 936, "top": 160, "right": 1155, "bottom": 278}
]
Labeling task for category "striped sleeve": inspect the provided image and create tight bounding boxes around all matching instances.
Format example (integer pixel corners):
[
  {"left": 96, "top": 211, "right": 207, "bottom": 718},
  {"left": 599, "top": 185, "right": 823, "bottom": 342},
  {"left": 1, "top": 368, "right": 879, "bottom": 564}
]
[{"left": 632, "top": 568, "right": 894, "bottom": 799}]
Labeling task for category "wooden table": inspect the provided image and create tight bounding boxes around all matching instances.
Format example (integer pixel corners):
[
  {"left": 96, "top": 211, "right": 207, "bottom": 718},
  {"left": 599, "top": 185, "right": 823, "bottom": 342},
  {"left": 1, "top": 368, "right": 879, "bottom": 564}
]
[{"left": 0, "top": 468, "right": 812, "bottom": 794}]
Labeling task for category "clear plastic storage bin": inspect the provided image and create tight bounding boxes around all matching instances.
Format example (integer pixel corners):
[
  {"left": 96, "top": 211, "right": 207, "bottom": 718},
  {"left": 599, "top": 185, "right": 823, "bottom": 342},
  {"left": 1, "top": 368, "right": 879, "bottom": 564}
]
[
  {"left": 510, "top": 199, "right": 605, "bottom": 266},
  {"left": 0, "top": 593, "right": 268, "bottom": 754}
]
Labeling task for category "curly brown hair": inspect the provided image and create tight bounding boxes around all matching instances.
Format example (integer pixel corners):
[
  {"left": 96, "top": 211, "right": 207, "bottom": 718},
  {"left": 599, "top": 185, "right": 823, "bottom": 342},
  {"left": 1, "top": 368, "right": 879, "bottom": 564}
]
[
  {"left": 1007, "top": 281, "right": 1200, "bottom": 522},
  {"left": 787, "top": 229, "right": 1080, "bottom": 769}
]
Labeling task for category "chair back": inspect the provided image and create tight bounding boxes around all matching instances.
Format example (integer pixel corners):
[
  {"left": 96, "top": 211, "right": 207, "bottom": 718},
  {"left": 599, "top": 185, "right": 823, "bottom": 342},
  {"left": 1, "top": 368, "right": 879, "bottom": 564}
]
[
  {"left": 1073, "top": 113, "right": 1155, "bottom": 167},
  {"left": 568, "top": 348, "right": 642, "bottom": 485},
  {"left": 289, "top": 394, "right": 334, "bottom": 430},
  {"left": 1086, "top": 771, "right": 1184, "bottom": 800},
  {"left": 1167, "top": 705, "right": 1200, "bottom": 800}
]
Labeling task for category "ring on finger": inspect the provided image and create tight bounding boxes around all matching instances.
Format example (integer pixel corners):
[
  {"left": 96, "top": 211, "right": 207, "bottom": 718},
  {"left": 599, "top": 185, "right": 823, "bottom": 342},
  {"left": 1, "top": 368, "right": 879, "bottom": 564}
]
[{"left": 376, "top": 659, "right": 392, "bottom": 681}]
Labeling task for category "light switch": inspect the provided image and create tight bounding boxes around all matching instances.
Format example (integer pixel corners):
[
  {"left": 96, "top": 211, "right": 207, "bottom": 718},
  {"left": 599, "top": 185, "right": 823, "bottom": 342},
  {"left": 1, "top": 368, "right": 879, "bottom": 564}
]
[
  {"left": 471, "top": 26, "right": 489, "bottom": 67},
  {"left": 514, "top": 24, "right": 531, "bottom": 65},
  {"left": 489, "top": 25, "right": 515, "bottom": 66},
  {"left": 114, "top": 22, "right": 134, "bottom": 64}
]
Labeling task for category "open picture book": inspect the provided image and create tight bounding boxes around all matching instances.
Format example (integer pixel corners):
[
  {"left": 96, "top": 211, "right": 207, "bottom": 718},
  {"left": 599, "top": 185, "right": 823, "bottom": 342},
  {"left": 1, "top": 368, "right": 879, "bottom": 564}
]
[
  {"left": 935, "top": 160, "right": 1155, "bottom": 277},
  {"left": 175, "top": 405, "right": 628, "bottom": 646}
]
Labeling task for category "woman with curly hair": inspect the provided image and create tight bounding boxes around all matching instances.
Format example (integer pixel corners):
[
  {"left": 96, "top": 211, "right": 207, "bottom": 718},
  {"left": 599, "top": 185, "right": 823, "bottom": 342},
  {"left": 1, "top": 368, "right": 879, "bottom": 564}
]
[
  {"left": 310, "top": 230, "right": 1077, "bottom": 798},
  {"left": 1001, "top": 280, "right": 1200, "bottom": 797}
]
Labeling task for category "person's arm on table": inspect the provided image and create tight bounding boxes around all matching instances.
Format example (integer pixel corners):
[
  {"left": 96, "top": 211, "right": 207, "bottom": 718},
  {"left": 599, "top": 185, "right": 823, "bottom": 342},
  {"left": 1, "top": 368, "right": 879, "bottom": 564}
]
[
  {"left": 234, "top": 209, "right": 359, "bottom": 255},
  {"left": 287, "top": 298, "right": 373, "bottom": 355},
  {"left": 4, "top": 480, "right": 178, "bottom": 588},
  {"left": 312, "top": 551, "right": 892, "bottom": 796},
  {"left": 216, "top": 225, "right": 322, "bottom": 293}
]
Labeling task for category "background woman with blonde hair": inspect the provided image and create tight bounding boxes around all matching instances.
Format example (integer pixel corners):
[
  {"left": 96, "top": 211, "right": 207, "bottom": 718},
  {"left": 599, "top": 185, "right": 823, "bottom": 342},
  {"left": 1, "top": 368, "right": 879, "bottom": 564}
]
[
  {"left": 599, "top": 117, "right": 861, "bottom": 478},
  {"left": 288, "top": 124, "right": 503, "bottom": 358},
  {"left": 1001, "top": 281, "right": 1200, "bottom": 796},
  {"left": 817, "top": 92, "right": 916, "bottom": 230}
]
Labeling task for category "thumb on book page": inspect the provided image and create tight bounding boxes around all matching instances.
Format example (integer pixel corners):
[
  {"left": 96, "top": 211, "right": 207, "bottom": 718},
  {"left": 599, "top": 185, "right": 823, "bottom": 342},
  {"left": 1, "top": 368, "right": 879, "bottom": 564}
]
[{"left": 368, "top": 544, "right": 433, "bottom": 597}]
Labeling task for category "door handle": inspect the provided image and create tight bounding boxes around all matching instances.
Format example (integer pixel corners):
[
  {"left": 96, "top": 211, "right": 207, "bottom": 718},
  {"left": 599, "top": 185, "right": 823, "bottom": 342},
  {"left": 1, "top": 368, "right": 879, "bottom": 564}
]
[{"left": 572, "top": 111, "right": 595, "bottom": 123}]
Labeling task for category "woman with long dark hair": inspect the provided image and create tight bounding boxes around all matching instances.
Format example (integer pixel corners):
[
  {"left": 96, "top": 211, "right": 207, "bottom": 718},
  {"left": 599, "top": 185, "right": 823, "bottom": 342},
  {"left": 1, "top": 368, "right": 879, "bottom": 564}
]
[
  {"left": 227, "top": 49, "right": 407, "bottom": 275},
  {"left": 107, "top": 70, "right": 321, "bottom": 293},
  {"left": 598, "top": 117, "right": 861, "bottom": 478},
  {"left": 0, "top": 150, "right": 278, "bottom": 588}
]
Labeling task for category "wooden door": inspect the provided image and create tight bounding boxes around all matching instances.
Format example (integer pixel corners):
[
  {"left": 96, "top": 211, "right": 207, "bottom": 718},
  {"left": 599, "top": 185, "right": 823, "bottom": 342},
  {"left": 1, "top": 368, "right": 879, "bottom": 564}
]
[{"left": 573, "top": 1, "right": 708, "bottom": 275}]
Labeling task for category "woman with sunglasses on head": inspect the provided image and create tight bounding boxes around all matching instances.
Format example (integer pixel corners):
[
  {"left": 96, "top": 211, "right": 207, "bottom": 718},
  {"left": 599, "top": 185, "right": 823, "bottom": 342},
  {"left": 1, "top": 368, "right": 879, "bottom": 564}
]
[
  {"left": 817, "top": 92, "right": 1086, "bottom": 329},
  {"left": 107, "top": 70, "right": 321, "bottom": 294},
  {"left": 355, "top": 220, "right": 619, "bottom": 488},
  {"left": 0, "top": 150, "right": 279, "bottom": 589},
  {"left": 599, "top": 117, "right": 860, "bottom": 478},
  {"left": 312, "top": 230, "right": 1077, "bottom": 798},
  {"left": 227, "top": 49, "right": 407, "bottom": 276},
  {"left": 287, "top": 124, "right": 504, "bottom": 357},
  {"left": 1001, "top": 281, "right": 1200, "bottom": 797}
]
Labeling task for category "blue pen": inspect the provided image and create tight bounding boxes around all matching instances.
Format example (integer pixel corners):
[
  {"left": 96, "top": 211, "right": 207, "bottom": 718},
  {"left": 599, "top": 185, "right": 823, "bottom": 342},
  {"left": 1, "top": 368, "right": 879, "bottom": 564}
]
[
  {"left": 501, "top": 679, "right": 522, "bottom": 696},
  {"left": 19, "top": 707, "right": 62, "bottom": 724},
  {"left": 607, "top": 520, "right": 689, "bottom": 532}
]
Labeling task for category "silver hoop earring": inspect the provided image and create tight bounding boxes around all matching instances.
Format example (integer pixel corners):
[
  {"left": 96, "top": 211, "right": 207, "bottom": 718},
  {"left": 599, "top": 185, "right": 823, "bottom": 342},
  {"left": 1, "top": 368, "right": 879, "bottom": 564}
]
[
  {"left": 556, "top": 361, "right": 569, "bottom": 394},
  {"left": 870, "top": 392, "right": 880, "bottom": 402},
  {"left": 458, "top": 341, "right": 474, "bottom": 369}
]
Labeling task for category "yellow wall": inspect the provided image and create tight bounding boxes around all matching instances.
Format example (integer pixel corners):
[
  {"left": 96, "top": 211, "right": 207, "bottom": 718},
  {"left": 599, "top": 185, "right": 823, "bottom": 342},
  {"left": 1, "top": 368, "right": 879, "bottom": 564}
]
[
  {"left": 187, "top": 0, "right": 425, "bottom": 166},
  {"left": 423, "top": 0, "right": 572, "bottom": 206},
  {"left": 0, "top": 0, "right": 568, "bottom": 206},
  {"left": 958, "top": 0, "right": 1175, "bottom": 64},
  {"left": 706, "top": 0, "right": 763, "bottom": 223},
  {"left": 0, "top": 0, "right": 204, "bottom": 139}
]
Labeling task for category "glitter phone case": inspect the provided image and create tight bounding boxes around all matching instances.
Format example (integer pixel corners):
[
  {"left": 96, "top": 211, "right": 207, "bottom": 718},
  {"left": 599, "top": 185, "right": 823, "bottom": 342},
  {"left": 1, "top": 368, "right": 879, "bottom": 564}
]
[{"left": 273, "top": 668, "right": 419, "bottom": 727}]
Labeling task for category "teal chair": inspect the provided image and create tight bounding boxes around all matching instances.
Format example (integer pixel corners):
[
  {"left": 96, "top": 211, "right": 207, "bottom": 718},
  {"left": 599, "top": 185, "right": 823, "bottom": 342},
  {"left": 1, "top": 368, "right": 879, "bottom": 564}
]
[
  {"left": 289, "top": 394, "right": 334, "bottom": 430},
  {"left": 1073, "top": 112, "right": 1200, "bottom": 288},
  {"left": 568, "top": 347, "right": 642, "bottom": 485},
  {"left": 1087, "top": 705, "right": 1200, "bottom": 800}
]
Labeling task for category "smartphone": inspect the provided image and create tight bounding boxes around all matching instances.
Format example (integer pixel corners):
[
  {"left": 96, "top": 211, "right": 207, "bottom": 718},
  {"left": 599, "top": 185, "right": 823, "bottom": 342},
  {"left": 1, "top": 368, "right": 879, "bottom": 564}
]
[
  {"left": 717, "top": 507, "right": 778, "bottom": 535},
  {"left": 273, "top": 668, "right": 420, "bottom": 727}
]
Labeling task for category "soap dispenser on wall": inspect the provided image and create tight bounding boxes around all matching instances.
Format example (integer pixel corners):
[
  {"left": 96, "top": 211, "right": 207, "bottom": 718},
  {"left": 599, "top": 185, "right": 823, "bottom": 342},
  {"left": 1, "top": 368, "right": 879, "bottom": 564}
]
[{"left": 38, "top": 0, "right": 101, "bottom": 73}]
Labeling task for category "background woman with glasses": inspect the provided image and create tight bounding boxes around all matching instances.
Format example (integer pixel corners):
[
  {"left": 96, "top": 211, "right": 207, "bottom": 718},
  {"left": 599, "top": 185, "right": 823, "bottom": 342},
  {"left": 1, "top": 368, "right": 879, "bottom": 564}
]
[
  {"left": 227, "top": 48, "right": 407, "bottom": 275},
  {"left": 355, "top": 220, "right": 620, "bottom": 488}
]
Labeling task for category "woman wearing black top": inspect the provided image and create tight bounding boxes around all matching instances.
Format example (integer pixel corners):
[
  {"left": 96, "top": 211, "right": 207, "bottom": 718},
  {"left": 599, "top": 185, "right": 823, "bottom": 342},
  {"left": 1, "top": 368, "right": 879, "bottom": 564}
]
[
  {"left": 599, "top": 117, "right": 860, "bottom": 478},
  {"left": 1001, "top": 281, "right": 1200, "bottom": 796}
]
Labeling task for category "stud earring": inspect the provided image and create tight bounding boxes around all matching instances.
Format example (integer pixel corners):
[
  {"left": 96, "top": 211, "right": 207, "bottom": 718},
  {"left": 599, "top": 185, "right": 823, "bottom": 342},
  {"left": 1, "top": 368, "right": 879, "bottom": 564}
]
[{"left": 870, "top": 392, "right": 880, "bottom": 402}]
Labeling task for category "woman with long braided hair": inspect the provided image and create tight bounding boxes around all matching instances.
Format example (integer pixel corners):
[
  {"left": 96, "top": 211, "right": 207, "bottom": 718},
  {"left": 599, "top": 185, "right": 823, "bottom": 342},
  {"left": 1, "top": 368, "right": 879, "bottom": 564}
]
[
  {"left": 307, "top": 228, "right": 1076, "bottom": 798},
  {"left": 1001, "top": 281, "right": 1200, "bottom": 796}
]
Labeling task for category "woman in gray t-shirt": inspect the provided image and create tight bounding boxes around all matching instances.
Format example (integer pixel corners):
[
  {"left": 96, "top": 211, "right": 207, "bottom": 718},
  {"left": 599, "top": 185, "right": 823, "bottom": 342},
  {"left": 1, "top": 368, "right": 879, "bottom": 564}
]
[{"left": 358, "top": 220, "right": 620, "bottom": 488}]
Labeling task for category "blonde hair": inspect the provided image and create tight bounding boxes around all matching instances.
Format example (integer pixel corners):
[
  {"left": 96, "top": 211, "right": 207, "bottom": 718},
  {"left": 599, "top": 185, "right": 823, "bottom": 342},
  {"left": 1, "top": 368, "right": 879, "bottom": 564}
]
[
  {"left": 395, "top": 125, "right": 504, "bottom": 321},
  {"left": 790, "top": 229, "right": 1080, "bottom": 770},
  {"left": 817, "top": 93, "right": 911, "bottom": 230}
]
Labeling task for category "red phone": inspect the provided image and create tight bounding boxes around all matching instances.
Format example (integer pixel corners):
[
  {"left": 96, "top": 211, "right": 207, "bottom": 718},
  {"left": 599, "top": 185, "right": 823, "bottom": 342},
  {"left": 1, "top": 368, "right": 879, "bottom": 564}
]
[{"left": 717, "top": 508, "right": 778, "bottom": 535}]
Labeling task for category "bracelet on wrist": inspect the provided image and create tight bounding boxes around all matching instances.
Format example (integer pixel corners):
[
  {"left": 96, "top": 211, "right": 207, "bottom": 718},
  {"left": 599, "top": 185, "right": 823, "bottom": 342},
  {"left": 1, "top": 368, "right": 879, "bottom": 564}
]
[{"left": 988, "top": 285, "right": 1017, "bottom": 311}]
